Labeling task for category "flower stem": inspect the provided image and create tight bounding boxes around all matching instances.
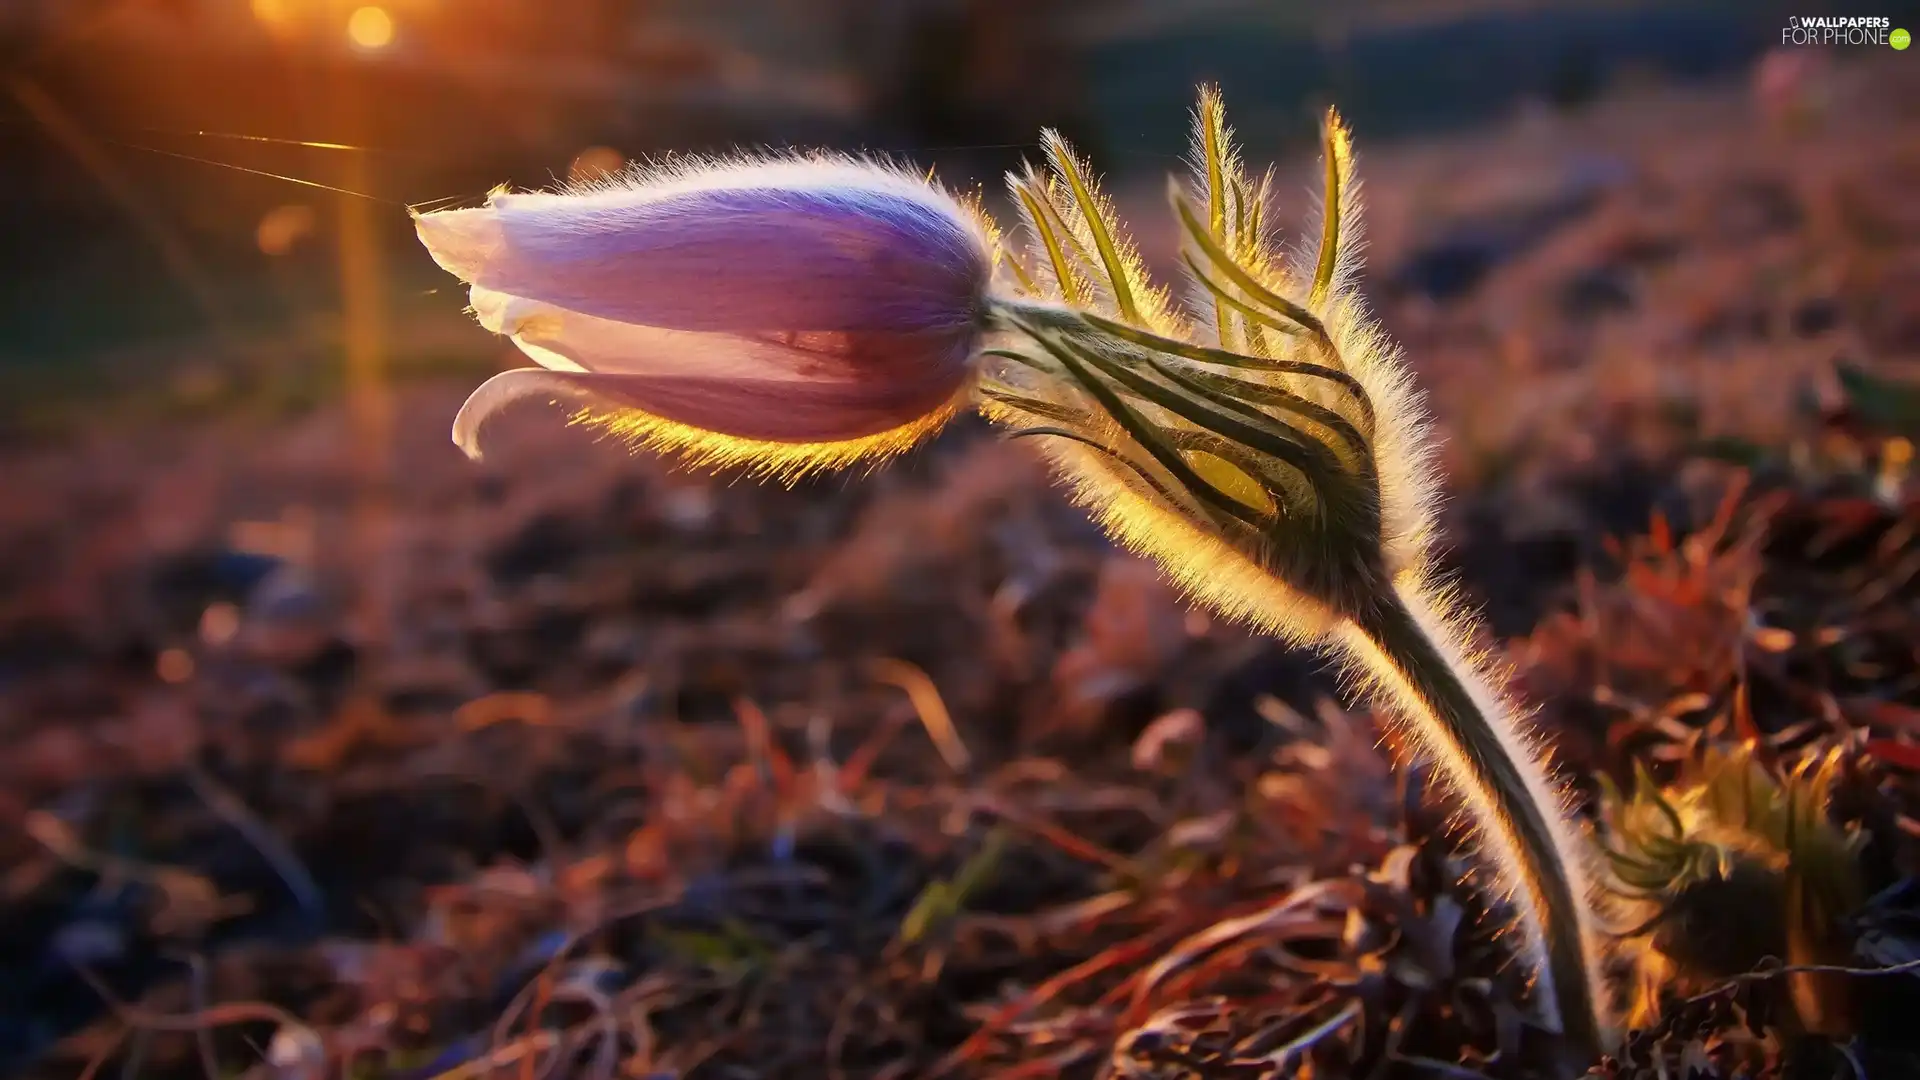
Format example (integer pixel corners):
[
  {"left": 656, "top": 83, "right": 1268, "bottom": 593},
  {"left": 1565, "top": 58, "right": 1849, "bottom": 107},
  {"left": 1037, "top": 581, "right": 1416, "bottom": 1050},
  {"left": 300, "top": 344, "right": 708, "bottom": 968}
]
[{"left": 1337, "top": 584, "right": 1605, "bottom": 1072}]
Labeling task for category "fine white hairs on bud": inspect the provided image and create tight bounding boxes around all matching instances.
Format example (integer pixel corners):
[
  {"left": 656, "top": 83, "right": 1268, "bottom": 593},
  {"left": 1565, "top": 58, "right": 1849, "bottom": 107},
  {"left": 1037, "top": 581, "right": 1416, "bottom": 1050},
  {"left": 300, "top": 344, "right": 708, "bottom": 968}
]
[
  {"left": 978, "top": 94, "right": 1439, "bottom": 645},
  {"left": 977, "top": 92, "right": 1615, "bottom": 1068},
  {"left": 415, "top": 154, "right": 1000, "bottom": 479}
]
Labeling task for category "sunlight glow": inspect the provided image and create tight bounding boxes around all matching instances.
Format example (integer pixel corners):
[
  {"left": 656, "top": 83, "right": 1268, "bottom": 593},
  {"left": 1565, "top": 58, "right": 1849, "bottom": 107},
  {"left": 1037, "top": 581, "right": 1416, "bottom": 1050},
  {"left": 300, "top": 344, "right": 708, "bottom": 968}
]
[
  {"left": 346, "top": 6, "right": 395, "bottom": 50},
  {"left": 568, "top": 395, "right": 967, "bottom": 483}
]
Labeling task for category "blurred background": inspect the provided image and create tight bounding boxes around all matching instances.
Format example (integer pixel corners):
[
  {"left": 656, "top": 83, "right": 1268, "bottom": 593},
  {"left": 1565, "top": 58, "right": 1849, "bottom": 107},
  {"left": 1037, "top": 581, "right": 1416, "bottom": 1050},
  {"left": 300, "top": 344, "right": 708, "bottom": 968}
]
[
  {"left": 0, "top": 0, "right": 1861, "bottom": 400},
  {"left": 6, "top": 2, "right": 1920, "bottom": 1078}
]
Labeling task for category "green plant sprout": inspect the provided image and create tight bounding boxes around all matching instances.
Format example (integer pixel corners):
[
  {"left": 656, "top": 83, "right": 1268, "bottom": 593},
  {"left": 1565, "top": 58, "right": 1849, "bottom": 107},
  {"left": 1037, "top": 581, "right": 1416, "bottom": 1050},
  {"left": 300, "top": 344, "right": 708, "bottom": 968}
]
[{"left": 1597, "top": 741, "right": 1864, "bottom": 1036}]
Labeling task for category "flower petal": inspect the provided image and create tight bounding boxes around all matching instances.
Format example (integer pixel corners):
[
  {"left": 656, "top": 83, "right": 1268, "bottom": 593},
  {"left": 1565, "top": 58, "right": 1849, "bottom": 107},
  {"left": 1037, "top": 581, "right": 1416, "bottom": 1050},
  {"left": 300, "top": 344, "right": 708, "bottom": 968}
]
[
  {"left": 415, "top": 159, "right": 991, "bottom": 338},
  {"left": 468, "top": 287, "right": 974, "bottom": 397},
  {"left": 451, "top": 347, "right": 969, "bottom": 460},
  {"left": 469, "top": 288, "right": 586, "bottom": 372},
  {"left": 452, "top": 368, "right": 575, "bottom": 459}
]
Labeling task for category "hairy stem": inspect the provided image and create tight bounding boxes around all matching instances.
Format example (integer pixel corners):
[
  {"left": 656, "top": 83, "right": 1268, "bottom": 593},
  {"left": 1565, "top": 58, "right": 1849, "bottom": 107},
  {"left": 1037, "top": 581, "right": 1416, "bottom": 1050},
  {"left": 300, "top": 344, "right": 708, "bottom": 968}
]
[{"left": 1336, "top": 583, "right": 1606, "bottom": 1071}]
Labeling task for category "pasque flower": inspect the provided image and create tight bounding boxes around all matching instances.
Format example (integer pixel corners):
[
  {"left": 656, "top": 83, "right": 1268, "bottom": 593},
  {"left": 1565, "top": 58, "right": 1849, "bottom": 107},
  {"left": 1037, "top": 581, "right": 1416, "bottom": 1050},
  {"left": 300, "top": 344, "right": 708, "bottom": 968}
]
[
  {"left": 415, "top": 155, "right": 999, "bottom": 475},
  {"left": 418, "top": 95, "right": 1622, "bottom": 1072}
]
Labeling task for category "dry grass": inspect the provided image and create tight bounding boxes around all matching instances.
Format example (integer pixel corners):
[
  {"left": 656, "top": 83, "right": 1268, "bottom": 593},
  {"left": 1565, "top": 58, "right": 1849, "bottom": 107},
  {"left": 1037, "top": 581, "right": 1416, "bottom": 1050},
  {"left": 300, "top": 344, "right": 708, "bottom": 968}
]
[{"left": 3, "top": 54, "right": 1920, "bottom": 1080}]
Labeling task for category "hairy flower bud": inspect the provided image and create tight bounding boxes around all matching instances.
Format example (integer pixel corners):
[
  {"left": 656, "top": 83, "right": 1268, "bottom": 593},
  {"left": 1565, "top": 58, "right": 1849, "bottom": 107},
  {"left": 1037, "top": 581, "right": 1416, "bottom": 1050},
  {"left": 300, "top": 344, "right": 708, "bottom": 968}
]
[
  {"left": 414, "top": 92, "right": 1626, "bottom": 1070},
  {"left": 975, "top": 101, "right": 1433, "bottom": 643},
  {"left": 414, "top": 156, "right": 998, "bottom": 476}
]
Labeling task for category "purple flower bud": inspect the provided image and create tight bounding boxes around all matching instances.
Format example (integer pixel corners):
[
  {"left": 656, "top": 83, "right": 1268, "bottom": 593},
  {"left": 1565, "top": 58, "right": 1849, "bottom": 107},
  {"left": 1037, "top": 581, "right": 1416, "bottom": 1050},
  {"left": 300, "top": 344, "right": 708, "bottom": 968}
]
[{"left": 415, "top": 157, "right": 996, "bottom": 461}]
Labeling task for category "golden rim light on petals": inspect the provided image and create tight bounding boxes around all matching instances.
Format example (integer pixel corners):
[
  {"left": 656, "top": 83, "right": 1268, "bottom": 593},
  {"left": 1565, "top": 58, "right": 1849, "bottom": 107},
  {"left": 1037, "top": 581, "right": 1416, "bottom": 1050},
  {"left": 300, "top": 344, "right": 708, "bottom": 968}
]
[{"left": 569, "top": 392, "right": 969, "bottom": 483}]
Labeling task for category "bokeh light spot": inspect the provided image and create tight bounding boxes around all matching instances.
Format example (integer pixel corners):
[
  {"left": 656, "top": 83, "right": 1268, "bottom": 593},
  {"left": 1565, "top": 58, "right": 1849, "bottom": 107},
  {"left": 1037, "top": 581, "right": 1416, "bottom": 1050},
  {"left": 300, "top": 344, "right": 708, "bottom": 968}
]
[
  {"left": 200, "top": 603, "right": 241, "bottom": 647},
  {"left": 156, "top": 648, "right": 195, "bottom": 684},
  {"left": 346, "top": 6, "right": 395, "bottom": 51},
  {"left": 568, "top": 146, "right": 627, "bottom": 184}
]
